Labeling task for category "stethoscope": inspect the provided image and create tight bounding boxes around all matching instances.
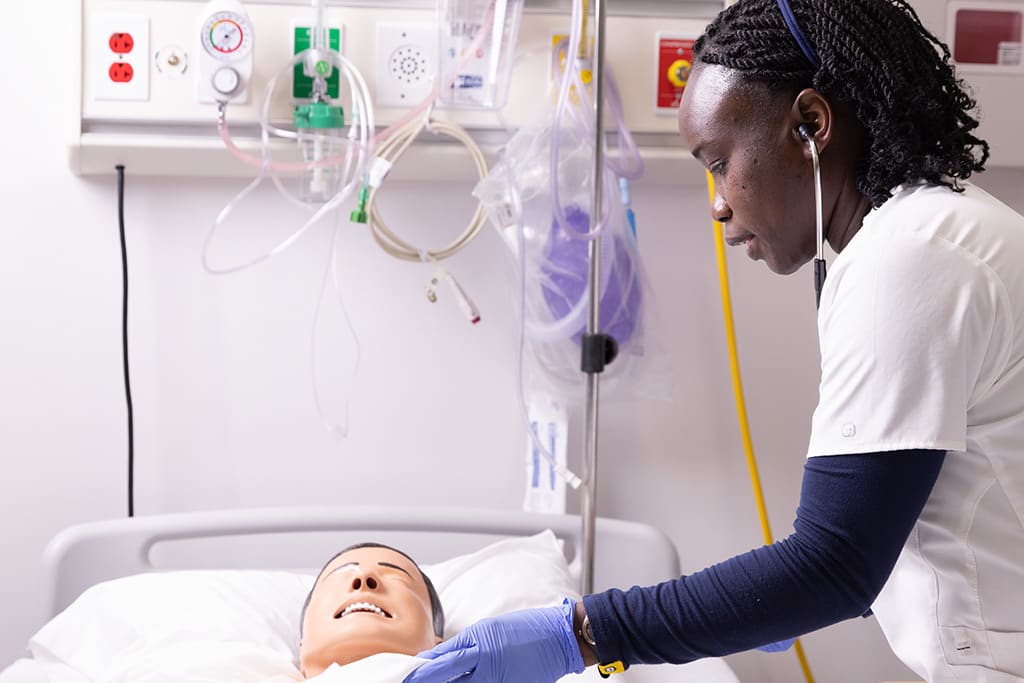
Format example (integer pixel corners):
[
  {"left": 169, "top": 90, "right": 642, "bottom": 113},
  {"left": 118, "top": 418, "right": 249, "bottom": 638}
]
[{"left": 799, "top": 123, "right": 827, "bottom": 309}]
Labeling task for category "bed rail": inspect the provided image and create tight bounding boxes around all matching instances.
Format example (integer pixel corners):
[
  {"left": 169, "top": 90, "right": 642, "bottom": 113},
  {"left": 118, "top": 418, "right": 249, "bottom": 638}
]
[{"left": 42, "top": 505, "right": 680, "bottom": 618}]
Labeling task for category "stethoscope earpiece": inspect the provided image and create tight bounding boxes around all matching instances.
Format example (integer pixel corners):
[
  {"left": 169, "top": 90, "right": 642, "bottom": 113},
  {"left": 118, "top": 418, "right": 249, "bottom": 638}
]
[{"left": 798, "top": 123, "right": 815, "bottom": 143}]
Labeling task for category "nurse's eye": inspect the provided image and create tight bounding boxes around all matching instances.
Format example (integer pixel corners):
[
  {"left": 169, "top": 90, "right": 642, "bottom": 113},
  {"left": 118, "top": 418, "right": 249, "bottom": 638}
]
[{"left": 710, "top": 160, "right": 727, "bottom": 176}]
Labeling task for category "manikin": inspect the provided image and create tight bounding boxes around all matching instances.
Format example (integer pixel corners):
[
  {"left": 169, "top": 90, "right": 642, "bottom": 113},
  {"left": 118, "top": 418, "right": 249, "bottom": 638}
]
[{"left": 298, "top": 544, "right": 444, "bottom": 679}]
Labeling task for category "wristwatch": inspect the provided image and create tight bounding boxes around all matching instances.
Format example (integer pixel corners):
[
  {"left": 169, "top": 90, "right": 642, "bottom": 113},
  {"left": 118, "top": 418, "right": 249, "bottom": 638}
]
[
  {"left": 580, "top": 613, "right": 597, "bottom": 647},
  {"left": 578, "top": 613, "right": 626, "bottom": 678}
]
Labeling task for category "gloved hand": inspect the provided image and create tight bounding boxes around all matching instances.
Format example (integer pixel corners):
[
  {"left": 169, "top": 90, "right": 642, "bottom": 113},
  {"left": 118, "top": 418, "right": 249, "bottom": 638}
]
[
  {"left": 403, "top": 599, "right": 585, "bottom": 683},
  {"left": 757, "top": 638, "right": 796, "bottom": 653}
]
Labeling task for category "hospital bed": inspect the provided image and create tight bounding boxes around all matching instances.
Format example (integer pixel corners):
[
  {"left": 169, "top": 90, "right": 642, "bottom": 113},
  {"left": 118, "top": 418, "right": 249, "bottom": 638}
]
[{"left": 1, "top": 505, "right": 740, "bottom": 682}]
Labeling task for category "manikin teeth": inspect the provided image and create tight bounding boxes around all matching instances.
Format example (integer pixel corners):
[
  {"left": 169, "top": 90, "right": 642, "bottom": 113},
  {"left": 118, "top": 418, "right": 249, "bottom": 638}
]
[{"left": 338, "top": 601, "right": 391, "bottom": 619}]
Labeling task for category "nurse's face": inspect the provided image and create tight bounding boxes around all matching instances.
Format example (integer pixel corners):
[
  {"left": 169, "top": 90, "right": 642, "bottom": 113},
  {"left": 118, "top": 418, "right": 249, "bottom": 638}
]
[
  {"left": 299, "top": 546, "right": 440, "bottom": 678},
  {"left": 679, "top": 64, "right": 818, "bottom": 275}
]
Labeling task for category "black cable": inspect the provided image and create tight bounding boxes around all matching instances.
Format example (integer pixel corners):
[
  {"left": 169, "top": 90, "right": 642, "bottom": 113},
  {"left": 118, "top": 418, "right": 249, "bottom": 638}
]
[{"left": 116, "top": 165, "right": 135, "bottom": 518}]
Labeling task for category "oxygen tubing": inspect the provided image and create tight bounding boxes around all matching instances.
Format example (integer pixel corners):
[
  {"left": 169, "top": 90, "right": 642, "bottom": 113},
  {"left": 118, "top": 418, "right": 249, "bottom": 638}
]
[{"left": 706, "top": 171, "right": 816, "bottom": 683}]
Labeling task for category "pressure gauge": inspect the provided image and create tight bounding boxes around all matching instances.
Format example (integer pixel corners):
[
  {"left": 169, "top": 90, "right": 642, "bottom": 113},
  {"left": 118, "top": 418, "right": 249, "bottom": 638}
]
[
  {"left": 201, "top": 11, "right": 252, "bottom": 60},
  {"left": 196, "top": 0, "right": 254, "bottom": 104}
]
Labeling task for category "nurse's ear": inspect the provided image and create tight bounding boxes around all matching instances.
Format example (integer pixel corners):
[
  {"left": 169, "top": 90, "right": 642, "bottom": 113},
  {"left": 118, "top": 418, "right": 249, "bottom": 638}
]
[{"left": 788, "top": 87, "right": 834, "bottom": 156}]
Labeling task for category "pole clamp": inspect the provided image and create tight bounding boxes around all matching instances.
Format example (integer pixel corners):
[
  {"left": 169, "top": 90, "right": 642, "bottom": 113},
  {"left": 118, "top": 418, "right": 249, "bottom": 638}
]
[{"left": 581, "top": 333, "right": 619, "bottom": 374}]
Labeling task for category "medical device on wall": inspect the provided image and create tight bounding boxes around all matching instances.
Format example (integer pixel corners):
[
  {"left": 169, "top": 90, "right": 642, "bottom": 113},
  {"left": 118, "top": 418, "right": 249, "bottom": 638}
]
[
  {"left": 72, "top": 2, "right": 721, "bottom": 177},
  {"left": 437, "top": 0, "right": 524, "bottom": 109},
  {"left": 348, "top": 0, "right": 528, "bottom": 329},
  {"left": 197, "top": 0, "right": 255, "bottom": 104},
  {"left": 207, "top": 0, "right": 374, "bottom": 274},
  {"left": 203, "top": 0, "right": 375, "bottom": 440}
]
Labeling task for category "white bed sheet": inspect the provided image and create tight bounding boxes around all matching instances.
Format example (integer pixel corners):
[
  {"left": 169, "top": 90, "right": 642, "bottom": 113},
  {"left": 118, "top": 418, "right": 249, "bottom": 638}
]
[
  {"left": 0, "top": 659, "right": 87, "bottom": 683},
  {"left": 0, "top": 653, "right": 739, "bottom": 683}
]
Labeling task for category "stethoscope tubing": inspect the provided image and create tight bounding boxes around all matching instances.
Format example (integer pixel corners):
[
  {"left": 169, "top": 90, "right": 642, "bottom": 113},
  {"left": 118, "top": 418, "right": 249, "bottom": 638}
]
[{"left": 808, "top": 137, "right": 827, "bottom": 309}]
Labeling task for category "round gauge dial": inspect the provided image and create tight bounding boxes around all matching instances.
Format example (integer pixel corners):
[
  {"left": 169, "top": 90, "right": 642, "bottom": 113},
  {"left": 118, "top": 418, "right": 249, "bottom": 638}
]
[{"left": 201, "top": 11, "right": 252, "bottom": 58}]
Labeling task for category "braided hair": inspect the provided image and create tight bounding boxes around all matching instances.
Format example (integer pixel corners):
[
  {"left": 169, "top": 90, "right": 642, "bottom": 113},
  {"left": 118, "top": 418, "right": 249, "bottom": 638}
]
[{"left": 693, "top": 0, "right": 990, "bottom": 207}]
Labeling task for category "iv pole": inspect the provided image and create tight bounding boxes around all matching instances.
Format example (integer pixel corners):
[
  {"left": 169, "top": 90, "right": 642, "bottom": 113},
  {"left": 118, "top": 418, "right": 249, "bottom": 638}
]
[{"left": 580, "top": 0, "right": 611, "bottom": 595}]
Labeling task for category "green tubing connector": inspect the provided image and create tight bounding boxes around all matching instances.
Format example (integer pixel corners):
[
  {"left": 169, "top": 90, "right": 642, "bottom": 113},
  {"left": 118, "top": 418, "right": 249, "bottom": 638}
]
[
  {"left": 293, "top": 101, "right": 344, "bottom": 129},
  {"left": 350, "top": 184, "right": 370, "bottom": 224}
]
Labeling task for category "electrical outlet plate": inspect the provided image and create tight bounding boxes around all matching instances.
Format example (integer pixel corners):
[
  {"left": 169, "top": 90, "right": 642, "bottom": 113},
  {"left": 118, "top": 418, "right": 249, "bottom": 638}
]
[
  {"left": 91, "top": 12, "right": 150, "bottom": 101},
  {"left": 375, "top": 23, "right": 436, "bottom": 108}
]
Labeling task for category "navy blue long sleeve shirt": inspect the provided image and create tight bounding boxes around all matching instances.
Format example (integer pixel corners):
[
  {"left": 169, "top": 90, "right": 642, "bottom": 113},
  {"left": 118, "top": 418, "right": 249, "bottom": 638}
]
[{"left": 582, "top": 450, "right": 945, "bottom": 665}]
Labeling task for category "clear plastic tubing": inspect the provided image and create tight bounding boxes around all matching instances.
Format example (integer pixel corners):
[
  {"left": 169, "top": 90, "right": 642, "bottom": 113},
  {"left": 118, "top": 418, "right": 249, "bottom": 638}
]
[
  {"left": 217, "top": 50, "right": 374, "bottom": 173},
  {"left": 548, "top": 0, "right": 643, "bottom": 240}
]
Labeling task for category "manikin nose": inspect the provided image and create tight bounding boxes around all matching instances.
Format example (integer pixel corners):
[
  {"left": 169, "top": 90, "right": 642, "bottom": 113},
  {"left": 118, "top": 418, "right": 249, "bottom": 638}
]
[
  {"left": 350, "top": 574, "right": 379, "bottom": 591},
  {"left": 712, "top": 194, "right": 732, "bottom": 223}
]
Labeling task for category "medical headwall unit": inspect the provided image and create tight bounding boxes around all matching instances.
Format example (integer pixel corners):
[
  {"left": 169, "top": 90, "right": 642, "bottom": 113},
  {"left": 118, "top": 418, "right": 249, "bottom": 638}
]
[
  {"left": 70, "top": 0, "right": 726, "bottom": 178},
  {"left": 72, "top": 1, "right": 1024, "bottom": 179}
]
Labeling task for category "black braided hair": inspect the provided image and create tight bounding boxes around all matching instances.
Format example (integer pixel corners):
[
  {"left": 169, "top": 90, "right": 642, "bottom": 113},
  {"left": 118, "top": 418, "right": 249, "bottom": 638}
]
[{"left": 693, "top": 0, "right": 990, "bottom": 207}]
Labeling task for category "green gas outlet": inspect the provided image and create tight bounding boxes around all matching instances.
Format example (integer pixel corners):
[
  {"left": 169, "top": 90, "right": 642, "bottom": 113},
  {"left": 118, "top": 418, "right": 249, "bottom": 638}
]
[{"left": 293, "top": 26, "right": 342, "bottom": 99}]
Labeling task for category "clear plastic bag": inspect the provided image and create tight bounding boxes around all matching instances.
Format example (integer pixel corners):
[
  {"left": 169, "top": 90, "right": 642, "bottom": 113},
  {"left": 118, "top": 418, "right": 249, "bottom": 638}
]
[
  {"left": 475, "top": 110, "right": 676, "bottom": 405},
  {"left": 437, "top": 0, "right": 525, "bottom": 110}
]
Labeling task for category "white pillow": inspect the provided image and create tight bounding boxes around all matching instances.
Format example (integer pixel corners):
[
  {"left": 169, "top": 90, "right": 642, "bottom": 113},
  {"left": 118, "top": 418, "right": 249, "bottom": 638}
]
[
  {"left": 424, "top": 530, "right": 580, "bottom": 637},
  {"left": 29, "top": 530, "right": 578, "bottom": 680}
]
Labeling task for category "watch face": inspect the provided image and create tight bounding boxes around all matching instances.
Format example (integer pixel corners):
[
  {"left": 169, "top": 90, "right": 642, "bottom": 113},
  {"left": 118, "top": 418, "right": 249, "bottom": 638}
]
[{"left": 582, "top": 614, "right": 596, "bottom": 645}]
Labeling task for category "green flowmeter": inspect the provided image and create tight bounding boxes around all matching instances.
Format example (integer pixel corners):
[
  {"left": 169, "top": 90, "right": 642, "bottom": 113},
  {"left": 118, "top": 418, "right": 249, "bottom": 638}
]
[{"left": 293, "top": 26, "right": 341, "bottom": 99}]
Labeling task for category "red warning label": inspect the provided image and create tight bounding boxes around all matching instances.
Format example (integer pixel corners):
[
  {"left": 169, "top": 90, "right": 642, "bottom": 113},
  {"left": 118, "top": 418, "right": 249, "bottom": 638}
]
[{"left": 657, "top": 37, "right": 696, "bottom": 111}]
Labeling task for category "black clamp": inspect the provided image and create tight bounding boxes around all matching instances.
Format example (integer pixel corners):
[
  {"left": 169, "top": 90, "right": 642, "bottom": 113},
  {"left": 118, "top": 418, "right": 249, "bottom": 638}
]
[{"left": 581, "top": 333, "right": 619, "bottom": 375}]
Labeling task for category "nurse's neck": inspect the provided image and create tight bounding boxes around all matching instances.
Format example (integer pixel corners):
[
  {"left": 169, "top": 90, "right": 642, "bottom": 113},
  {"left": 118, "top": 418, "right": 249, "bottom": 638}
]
[
  {"left": 820, "top": 103, "right": 872, "bottom": 255},
  {"left": 826, "top": 176, "right": 872, "bottom": 255}
]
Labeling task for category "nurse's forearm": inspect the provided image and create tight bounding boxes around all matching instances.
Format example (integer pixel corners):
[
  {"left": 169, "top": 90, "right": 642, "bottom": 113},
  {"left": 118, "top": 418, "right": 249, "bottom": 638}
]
[{"left": 580, "top": 449, "right": 945, "bottom": 666}]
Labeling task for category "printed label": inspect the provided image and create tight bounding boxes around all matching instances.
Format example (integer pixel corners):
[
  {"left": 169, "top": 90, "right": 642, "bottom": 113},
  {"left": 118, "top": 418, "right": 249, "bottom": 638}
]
[{"left": 998, "top": 41, "right": 1022, "bottom": 66}]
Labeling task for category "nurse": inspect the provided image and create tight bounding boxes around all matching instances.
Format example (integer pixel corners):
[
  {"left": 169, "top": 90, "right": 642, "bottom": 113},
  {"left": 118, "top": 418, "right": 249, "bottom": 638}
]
[{"left": 405, "top": 1, "right": 1024, "bottom": 681}]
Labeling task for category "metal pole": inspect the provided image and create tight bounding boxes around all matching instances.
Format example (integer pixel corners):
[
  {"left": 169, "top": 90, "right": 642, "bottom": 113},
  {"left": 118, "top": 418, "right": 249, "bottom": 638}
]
[{"left": 581, "top": 0, "right": 607, "bottom": 596}]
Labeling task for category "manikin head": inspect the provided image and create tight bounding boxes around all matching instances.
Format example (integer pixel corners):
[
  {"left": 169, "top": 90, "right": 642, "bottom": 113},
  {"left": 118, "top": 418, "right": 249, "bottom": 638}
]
[{"left": 298, "top": 543, "right": 444, "bottom": 679}]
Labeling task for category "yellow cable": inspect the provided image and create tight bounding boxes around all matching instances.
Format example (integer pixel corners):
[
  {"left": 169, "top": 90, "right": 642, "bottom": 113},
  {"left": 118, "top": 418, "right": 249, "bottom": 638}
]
[{"left": 706, "top": 171, "right": 816, "bottom": 683}]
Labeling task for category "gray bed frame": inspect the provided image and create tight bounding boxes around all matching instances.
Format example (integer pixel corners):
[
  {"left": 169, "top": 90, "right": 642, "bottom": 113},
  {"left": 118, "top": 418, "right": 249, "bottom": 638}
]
[{"left": 42, "top": 505, "right": 679, "bottom": 618}]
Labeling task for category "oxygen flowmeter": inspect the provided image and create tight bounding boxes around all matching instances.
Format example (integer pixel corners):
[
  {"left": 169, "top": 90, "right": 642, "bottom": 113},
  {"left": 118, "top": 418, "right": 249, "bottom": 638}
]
[
  {"left": 197, "top": 0, "right": 254, "bottom": 103},
  {"left": 291, "top": 2, "right": 347, "bottom": 203}
]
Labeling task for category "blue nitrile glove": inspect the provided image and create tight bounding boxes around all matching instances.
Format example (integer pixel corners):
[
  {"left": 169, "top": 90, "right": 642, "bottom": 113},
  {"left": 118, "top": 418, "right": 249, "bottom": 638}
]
[
  {"left": 403, "top": 599, "right": 585, "bottom": 683},
  {"left": 757, "top": 638, "right": 796, "bottom": 652}
]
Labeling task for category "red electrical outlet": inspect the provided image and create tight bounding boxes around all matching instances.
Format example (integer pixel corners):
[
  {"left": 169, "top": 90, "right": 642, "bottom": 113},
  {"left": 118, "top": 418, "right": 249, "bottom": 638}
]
[
  {"left": 109, "top": 32, "right": 135, "bottom": 54},
  {"left": 94, "top": 13, "right": 150, "bottom": 101},
  {"left": 109, "top": 62, "right": 135, "bottom": 83}
]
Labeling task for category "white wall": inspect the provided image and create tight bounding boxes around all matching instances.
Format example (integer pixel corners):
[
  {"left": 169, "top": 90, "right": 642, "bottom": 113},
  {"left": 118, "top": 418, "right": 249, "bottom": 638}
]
[{"left": 3, "top": 3, "right": 1024, "bottom": 683}]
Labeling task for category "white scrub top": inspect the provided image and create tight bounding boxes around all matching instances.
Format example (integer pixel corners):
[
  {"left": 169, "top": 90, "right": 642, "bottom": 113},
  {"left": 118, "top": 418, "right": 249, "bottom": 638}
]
[{"left": 808, "top": 183, "right": 1024, "bottom": 682}]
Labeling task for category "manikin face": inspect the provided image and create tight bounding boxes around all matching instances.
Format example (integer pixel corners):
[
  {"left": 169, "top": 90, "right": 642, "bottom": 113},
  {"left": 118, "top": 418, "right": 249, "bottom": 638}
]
[
  {"left": 678, "top": 64, "right": 818, "bottom": 275},
  {"left": 299, "top": 546, "right": 441, "bottom": 679}
]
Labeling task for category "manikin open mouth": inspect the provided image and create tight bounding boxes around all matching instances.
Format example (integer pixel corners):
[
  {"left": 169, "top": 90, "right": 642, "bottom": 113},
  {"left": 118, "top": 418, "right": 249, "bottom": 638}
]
[{"left": 334, "top": 601, "right": 393, "bottom": 619}]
